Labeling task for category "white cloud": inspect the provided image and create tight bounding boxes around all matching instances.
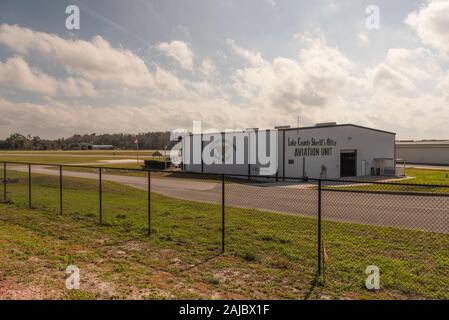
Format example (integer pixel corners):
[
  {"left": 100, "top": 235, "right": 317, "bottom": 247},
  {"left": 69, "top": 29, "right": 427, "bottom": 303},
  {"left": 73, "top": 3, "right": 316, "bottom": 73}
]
[
  {"left": 0, "top": 56, "right": 97, "bottom": 97},
  {"left": 384, "top": 48, "right": 439, "bottom": 80},
  {"left": 437, "top": 71, "right": 449, "bottom": 96},
  {"left": 358, "top": 33, "right": 369, "bottom": 45},
  {"left": 60, "top": 77, "right": 98, "bottom": 97},
  {"left": 227, "top": 36, "right": 449, "bottom": 139},
  {"left": 405, "top": 0, "right": 449, "bottom": 54},
  {"left": 0, "top": 56, "right": 58, "bottom": 95},
  {"left": 298, "top": 36, "right": 358, "bottom": 97},
  {"left": 0, "top": 24, "right": 156, "bottom": 89},
  {"left": 370, "top": 47, "right": 443, "bottom": 94},
  {"left": 157, "top": 40, "right": 194, "bottom": 70},
  {"left": 226, "top": 39, "right": 268, "bottom": 67},
  {"left": 371, "top": 63, "right": 414, "bottom": 93},
  {"left": 0, "top": 94, "right": 262, "bottom": 139},
  {"left": 232, "top": 36, "right": 360, "bottom": 112},
  {"left": 199, "top": 58, "right": 216, "bottom": 76},
  {"left": 1, "top": 21, "right": 449, "bottom": 140}
]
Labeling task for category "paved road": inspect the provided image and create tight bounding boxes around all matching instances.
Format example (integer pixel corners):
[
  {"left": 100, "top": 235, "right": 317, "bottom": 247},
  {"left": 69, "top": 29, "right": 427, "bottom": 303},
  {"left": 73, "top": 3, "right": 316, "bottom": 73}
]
[{"left": 7, "top": 165, "right": 449, "bottom": 234}]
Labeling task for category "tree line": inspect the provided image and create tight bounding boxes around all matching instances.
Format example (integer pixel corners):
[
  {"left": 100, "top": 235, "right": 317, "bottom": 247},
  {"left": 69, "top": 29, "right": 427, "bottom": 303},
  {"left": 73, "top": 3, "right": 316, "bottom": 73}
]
[{"left": 0, "top": 132, "right": 175, "bottom": 150}]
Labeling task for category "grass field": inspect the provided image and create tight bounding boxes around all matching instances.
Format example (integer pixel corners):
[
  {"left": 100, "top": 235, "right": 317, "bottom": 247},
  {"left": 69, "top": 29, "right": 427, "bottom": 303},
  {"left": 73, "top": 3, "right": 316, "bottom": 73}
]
[
  {"left": 323, "top": 167, "right": 449, "bottom": 194},
  {"left": 0, "top": 150, "right": 157, "bottom": 156},
  {"left": 0, "top": 150, "right": 158, "bottom": 166},
  {"left": 405, "top": 168, "right": 449, "bottom": 185},
  {"left": 0, "top": 168, "right": 448, "bottom": 299}
]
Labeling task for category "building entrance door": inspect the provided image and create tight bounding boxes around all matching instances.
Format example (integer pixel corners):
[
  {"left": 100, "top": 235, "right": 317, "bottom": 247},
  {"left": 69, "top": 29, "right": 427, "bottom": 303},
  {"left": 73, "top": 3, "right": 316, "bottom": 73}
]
[{"left": 340, "top": 151, "right": 357, "bottom": 177}]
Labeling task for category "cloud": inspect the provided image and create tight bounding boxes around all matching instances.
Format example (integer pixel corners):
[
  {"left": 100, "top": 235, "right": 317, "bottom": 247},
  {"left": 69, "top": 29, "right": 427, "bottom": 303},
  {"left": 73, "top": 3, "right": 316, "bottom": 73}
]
[
  {"left": 227, "top": 39, "right": 268, "bottom": 67},
  {"left": 0, "top": 95, "right": 262, "bottom": 139},
  {"left": 1, "top": 21, "right": 449, "bottom": 140},
  {"left": 227, "top": 36, "right": 449, "bottom": 139},
  {"left": 60, "top": 77, "right": 98, "bottom": 97},
  {"left": 372, "top": 63, "right": 414, "bottom": 92},
  {"left": 358, "top": 33, "right": 369, "bottom": 45},
  {"left": 0, "top": 56, "right": 97, "bottom": 97},
  {"left": 0, "top": 56, "right": 58, "bottom": 95},
  {"left": 0, "top": 24, "right": 156, "bottom": 89},
  {"left": 199, "top": 58, "right": 216, "bottom": 76},
  {"left": 405, "top": 0, "right": 449, "bottom": 53},
  {"left": 370, "top": 47, "right": 442, "bottom": 94},
  {"left": 0, "top": 118, "right": 10, "bottom": 126},
  {"left": 231, "top": 36, "right": 359, "bottom": 112},
  {"left": 157, "top": 40, "right": 194, "bottom": 70},
  {"left": 437, "top": 71, "right": 449, "bottom": 96}
]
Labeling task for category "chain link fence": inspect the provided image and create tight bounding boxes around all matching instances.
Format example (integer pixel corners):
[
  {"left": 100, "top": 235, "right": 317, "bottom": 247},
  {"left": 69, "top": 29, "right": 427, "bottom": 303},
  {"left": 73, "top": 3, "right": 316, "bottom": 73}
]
[
  {"left": 321, "top": 181, "right": 449, "bottom": 299},
  {"left": 1, "top": 161, "right": 448, "bottom": 298}
]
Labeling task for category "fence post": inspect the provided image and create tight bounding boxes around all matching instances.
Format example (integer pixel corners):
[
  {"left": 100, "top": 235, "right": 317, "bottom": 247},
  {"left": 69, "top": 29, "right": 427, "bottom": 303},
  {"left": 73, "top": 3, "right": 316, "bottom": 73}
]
[
  {"left": 99, "top": 168, "right": 102, "bottom": 224},
  {"left": 221, "top": 174, "right": 225, "bottom": 253},
  {"left": 59, "top": 165, "right": 63, "bottom": 214},
  {"left": 28, "top": 163, "right": 32, "bottom": 208},
  {"left": 3, "top": 162, "right": 7, "bottom": 203},
  {"left": 317, "top": 179, "right": 322, "bottom": 276},
  {"left": 148, "top": 170, "right": 151, "bottom": 236}
]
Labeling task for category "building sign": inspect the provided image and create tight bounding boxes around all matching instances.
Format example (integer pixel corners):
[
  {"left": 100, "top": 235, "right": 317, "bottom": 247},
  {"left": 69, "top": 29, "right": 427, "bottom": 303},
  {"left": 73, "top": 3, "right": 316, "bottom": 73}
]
[{"left": 288, "top": 137, "right": 337, "bottom": 157}]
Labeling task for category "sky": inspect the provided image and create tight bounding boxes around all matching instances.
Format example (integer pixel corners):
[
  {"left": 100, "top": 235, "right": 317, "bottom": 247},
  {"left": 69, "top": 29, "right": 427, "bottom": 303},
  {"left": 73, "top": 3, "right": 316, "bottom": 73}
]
[{"left": 0, "top": 0, "right": 449, "bottom": 140}]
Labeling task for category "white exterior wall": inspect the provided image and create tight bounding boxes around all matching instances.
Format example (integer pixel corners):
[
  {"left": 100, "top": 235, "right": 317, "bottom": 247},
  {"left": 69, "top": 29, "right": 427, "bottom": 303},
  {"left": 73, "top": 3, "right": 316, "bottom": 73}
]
[
  {"left": 183, "top": 130, "right": 278, "bottom": 176},
  {"left": 283, "top": 126, "right": 395, "bottom": 179},
  {"left": 183, "top": 125, "right": 395, "bottom": 179},
  {"left": 396, "top": 145, "right": 449, "bottom": 165},
  {"left": 202, "top": 131, "right": 249, "bottom": 175}
]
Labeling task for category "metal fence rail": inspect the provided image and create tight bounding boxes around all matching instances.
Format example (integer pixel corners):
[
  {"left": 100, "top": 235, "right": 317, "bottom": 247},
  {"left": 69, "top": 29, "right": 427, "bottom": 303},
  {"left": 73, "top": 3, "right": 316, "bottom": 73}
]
[{"left": 1, "top": 161, "right": 449, "bottom": 297}]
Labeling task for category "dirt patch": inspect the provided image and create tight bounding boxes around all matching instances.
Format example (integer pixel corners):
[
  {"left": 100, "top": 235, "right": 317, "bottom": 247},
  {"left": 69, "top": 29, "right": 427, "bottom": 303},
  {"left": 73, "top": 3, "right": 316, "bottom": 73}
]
[
  {"left": 119, "top": 240, "right": 145, "bottom": 252},
  {"left": 0, "top": 278, "right": 46, "bottom": 300},
  {"left": 81, "top": 269, "right": 118, "bottom": 298}
]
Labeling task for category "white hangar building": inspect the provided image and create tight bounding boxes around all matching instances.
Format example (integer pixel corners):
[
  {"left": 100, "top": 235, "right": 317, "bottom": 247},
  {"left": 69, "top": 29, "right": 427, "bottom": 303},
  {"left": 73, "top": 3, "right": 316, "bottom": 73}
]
[
  {"left": 396, "top": 140, "right": 449, "bottom": 165},
  {"left": 181, "top": 123, "right": 396, "bottom": 179}
]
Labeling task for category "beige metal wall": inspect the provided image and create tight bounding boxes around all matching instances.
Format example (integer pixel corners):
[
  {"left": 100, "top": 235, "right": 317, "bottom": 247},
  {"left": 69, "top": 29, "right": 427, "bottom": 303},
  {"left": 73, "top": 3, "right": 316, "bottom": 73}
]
[{"left": 396, "top": 145, "right": 449, "bottom": 165}]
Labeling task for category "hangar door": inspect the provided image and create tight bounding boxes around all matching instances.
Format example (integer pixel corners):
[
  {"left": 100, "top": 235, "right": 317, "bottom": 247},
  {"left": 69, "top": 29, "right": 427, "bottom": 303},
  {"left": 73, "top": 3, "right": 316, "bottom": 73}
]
[{"left": 340, "top": 150, "right": 357, "bottom": 177}]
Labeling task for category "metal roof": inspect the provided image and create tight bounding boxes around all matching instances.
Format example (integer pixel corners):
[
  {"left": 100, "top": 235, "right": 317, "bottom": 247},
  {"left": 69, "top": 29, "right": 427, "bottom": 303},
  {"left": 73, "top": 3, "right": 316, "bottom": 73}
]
[
  {"left": 281, "top": 123, "right": 395, "bottom": 135},
  {"left": 187, "top": 123, "right": 395, "bottom": 136},
  {"left": 396, "top": 140, "right": 449, "bottom": 146}
]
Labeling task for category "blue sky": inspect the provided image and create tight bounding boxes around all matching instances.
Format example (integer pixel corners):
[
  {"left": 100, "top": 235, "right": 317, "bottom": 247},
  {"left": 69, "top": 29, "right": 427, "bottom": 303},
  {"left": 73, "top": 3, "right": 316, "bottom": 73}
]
[{"left": 1, "top": 0, "right": 449, "bottom": 139}]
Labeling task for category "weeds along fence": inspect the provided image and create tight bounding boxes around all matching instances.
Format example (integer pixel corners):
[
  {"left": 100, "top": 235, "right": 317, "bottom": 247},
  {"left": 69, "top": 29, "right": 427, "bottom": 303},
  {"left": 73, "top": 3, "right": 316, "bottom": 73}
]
[{"left": 1, "top": 161, "right": 449, "bottom": 298}]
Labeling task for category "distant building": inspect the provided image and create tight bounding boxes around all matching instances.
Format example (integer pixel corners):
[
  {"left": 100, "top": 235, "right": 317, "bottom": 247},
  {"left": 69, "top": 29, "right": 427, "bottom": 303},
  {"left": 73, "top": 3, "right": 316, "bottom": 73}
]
[
  {"left": 396, "top": 140, "right": 449, "bottom": 165},
  {"left": 70, "top": 143, "right": 115, "bottom": 150},
  {"left": 91, "top": 145, "right": 115, "bottom": 150}
]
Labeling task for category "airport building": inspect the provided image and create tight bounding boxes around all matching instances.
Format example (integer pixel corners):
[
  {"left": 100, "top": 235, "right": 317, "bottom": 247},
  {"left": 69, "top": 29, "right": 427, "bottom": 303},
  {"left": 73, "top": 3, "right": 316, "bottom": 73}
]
[
  {"left": 396, "top": 140, "right": 449, "bottom": 165},
  {"left": 182, "top": 123, "right": 396, "bottom": 179}
]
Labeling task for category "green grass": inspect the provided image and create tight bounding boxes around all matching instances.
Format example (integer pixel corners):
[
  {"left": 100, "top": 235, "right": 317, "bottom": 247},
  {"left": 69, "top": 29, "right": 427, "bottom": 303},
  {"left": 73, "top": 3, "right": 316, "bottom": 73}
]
[
  {"left": 325, "top": 168, "right": 449, "bottom": 193},
  {"left": 0, "top": 169, "right": 448, "bottom": 299},
  {"left": 0, "top": 155, "right": 151, "bottom": 165},
  {"left": 0, "top": 150, "right": 157, "bottom": 156},
  {"left": 0, "top": 150, "right": 168, "bottom": 178},
  {"left": 405, "top": 168, "right": 449, "bottom": 185},
  {"left": 0, "top": 149, "right": 158, "bottom": 165}
]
